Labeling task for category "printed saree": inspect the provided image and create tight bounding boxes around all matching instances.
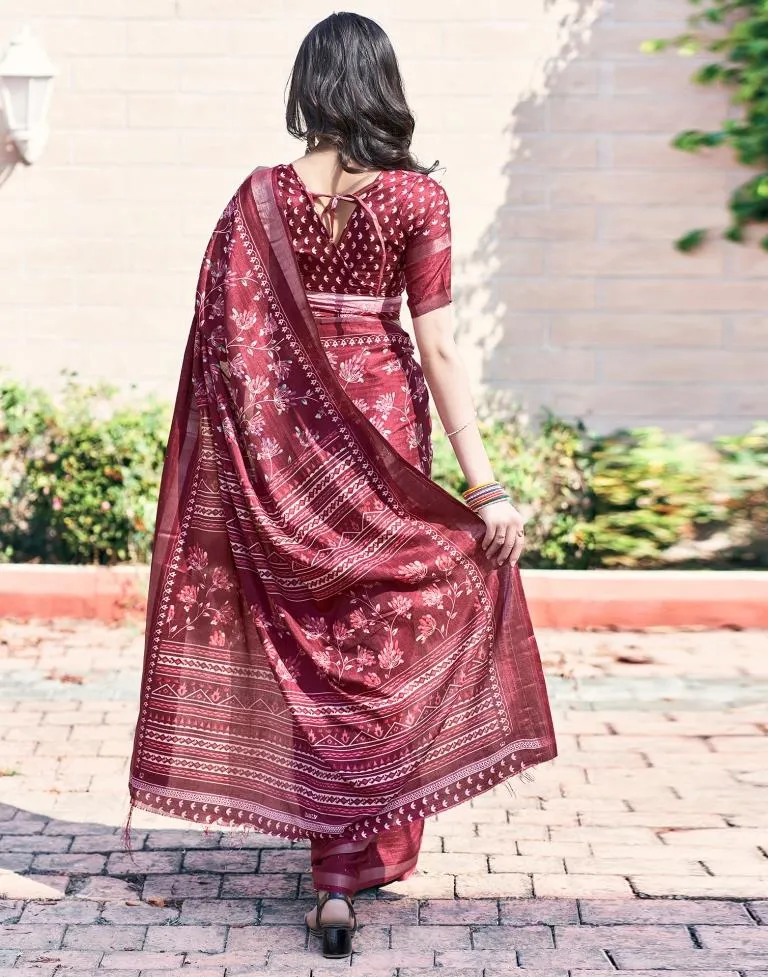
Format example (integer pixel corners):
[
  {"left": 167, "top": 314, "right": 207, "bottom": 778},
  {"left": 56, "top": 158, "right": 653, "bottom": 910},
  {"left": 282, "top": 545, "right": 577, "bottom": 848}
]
[{"left": 127, "top": 167, "right": 557, "bottom": 885}]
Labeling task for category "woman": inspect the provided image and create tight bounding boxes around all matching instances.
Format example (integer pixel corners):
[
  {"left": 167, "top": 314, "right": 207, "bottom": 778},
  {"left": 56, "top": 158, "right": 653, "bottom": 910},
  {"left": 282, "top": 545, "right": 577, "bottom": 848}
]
[{"left": 128, "top": 11, "right": 556, "bottom": 960}]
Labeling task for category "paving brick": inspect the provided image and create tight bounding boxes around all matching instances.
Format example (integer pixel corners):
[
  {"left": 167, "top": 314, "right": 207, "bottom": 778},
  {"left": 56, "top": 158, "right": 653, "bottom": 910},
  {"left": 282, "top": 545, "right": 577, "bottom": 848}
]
[
  {"left": 145, "top": 923, "right": 226, "bottom": 952},
  {"left": 31, "top": 854, "right": 106, "bottom": 874},
  {"left": 749, "top": 901, "right": 768, "bottom": 924},
  {"left": 471, "top": 925, "right": 554, "bottom": 949},
  {"left": 490, "top": 854, "right": 565, "bottom": 873},
  {"left": 143, "top": 829, "right": 220, "bottom": 850},
  {"left": 185, "top": 951, "right": 269, "bottom": 970},
  {"left": 455, "top": 873, "right": 531, "bottom": 898},
  {"left": 0, "top": 855, "right": 32, "bottom": 873},
  {"left": 73, "top": 877, "right": 138, "bottom": 901},
  {"left": 610, "top": 950, "right": 768, "bottom": 969},
  {"left": 661, "top": 828, "right": 768, "bottom": 849},
  {"left": 379, "top": 874, "right": 456, "bottom": 899},
  {"left": 633, "top": 876, "right": 768, "bottom": 899},
  {"left": 0, "top": 836, "right": 71, "bottom": 854},
  {"left": 220, "top": 873, "right": 298, "bottom": 898},
  {"left": 704, "top": 854, "right": 768, "bottom": 877},
  {"left": 226, "top": 925, "right": 306, "bottom": 952},
  {"left": 141, "top": 873, "right": 222, "bottom": 901},
  {"left": 579, "top": 899, "right": 754, "bottom": 925},
  {"left": 555, "top": 923, "right": 695, "bottom": 950},
  {"left": 0, "top": 925, "right": 65, "bottom": 950},
  {"left": 418, "top": 852, "right": 487, "bottom": 875},
  {"left": 107, "top": 851, "right": 183, "bottom": 875},
  {"left": 0, "top": 968, "right": 59, "bottom": 977},
  {"left": 566, "top": 856, "right": 708, "bottom": 876},
  {"left": 183, "top": 849, "right": 261, "bottom": 873},
  {"left": 62, "top": 924, "right": 145, "bottom": 951},
  {"left": 179, "top": 897, "right": 259, "bottom": 925},
  {"left": 71, "top": 832, "right": 148, "bottom": 853},
  {"left": 391, "top": 925, "right": 471, "bottom": 950},
  {"left": 100, "top": 902, "right": 179, "bottom": 926},
  {"left": 695, "top": 925, "right": 768, "bottom": 951},
  {"left": 19, "top": 901, "right": 99, "bottom": 924},
  {"left": 0, "top": 904, "right": 20, "bottom": 926},
  {"left": 398, "top": 970, "right": 479, "bottom": 977},
  {"left": 441, "top": 947, "right": 613, "bottom": 968},
  {"left": 351, "top": 899, "right": 419, "bottom": 925},
  {"left": 500, "top": 898, "right": 579, "bottom": 925},
  {"left": 419, "top": 899, "right": 498, "bottom": 925},
  {"left": 100, "top": 951, "right": 185, "bottom": 969},
  {"left": 569, "top": 972, "right": 738, "bottom": 977},
  {"left": 533, "top": 874, "right": 634, "bottom": 898}
]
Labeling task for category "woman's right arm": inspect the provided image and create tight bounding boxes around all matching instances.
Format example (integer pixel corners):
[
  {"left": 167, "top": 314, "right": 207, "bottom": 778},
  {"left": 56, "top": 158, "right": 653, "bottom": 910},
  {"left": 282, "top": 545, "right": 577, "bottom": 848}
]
[{"left": 413, "top": 305, "right": 527, "bottom": 568}]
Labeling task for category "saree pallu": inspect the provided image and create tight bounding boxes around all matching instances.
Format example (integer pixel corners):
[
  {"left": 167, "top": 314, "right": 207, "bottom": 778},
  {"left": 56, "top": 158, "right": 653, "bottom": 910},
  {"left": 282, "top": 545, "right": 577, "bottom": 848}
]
[{"left": 128, "top": 167, "right": 557, "bottom": 886}]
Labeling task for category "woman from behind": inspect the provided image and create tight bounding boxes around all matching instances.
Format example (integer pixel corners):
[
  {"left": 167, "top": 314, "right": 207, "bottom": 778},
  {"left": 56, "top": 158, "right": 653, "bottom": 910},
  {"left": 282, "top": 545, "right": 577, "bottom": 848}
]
[{"left": 128, "top": 11, "right": 556, "bottom": 960}]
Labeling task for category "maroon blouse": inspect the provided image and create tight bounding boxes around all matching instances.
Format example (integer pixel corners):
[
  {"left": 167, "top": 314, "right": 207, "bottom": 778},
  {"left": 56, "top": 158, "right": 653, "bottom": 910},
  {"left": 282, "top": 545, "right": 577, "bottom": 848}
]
[{"left": 273, "top": 163, "right": 452, "bottom": 319}]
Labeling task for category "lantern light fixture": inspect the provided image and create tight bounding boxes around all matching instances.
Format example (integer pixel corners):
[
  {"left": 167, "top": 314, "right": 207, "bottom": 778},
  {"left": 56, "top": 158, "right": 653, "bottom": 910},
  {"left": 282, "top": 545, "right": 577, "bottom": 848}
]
[{"left": 0, "top": 27, "right": 56, "bottom": 166}]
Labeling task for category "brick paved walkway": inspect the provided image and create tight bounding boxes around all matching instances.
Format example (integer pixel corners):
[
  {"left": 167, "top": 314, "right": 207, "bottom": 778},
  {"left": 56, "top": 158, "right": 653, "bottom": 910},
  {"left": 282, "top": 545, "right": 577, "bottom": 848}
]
[{"left": 0, "top": 620, "right": 766, "bottom": 975}]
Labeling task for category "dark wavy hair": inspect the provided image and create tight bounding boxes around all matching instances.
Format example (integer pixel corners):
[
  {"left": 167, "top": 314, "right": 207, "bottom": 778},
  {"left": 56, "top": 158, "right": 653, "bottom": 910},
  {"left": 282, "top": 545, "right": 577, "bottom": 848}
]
[{"left": 286, "top": 12, "right": 436, "bottom": 175}]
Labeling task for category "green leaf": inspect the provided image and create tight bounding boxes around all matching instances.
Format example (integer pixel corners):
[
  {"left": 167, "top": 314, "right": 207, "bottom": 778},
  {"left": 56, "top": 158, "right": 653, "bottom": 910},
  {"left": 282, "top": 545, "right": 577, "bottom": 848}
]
[
  {"left": 694, "top": 63, "right": 723, "bottom": 84},
  {"left": 640, "top": 39, "right": 669, "bottom": 54},
  {"left": 675, "top": 228, "right": 708, "bottom": 252}
]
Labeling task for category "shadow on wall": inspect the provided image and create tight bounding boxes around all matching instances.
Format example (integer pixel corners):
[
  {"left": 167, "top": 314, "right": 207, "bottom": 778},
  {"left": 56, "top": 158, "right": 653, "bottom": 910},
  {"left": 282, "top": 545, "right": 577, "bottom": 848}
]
[
  {"left": 456, "top": 0, "right": 603, "bottom": 416},
  {"left": 462, "top": 0, "right": 744, "bottom": 436}
]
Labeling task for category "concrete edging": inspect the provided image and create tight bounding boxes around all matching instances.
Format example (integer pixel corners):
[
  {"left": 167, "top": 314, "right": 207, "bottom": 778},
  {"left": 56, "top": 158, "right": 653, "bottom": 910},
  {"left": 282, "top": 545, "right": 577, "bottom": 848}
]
[{"left": 0, "top": 564, "right": 766, "bottom": 629}]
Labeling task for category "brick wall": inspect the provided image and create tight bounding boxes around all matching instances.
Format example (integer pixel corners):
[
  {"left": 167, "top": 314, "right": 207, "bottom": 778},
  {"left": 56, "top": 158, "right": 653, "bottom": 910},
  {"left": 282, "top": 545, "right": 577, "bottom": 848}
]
[{"left": 0, "top": 0, "right": 762, "bottom": 434}]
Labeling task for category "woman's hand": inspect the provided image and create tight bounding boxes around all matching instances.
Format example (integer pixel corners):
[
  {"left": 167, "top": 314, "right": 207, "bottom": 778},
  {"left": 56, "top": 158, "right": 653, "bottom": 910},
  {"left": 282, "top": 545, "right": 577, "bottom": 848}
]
[{"left": 477, "top": 499, "right": 526, "bottom": 567}]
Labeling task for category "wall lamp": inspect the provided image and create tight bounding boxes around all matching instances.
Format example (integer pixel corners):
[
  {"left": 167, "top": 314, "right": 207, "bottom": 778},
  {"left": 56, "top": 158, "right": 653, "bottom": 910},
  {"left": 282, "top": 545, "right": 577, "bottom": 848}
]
[{"left": 0, "top": 27, "right": 56, "bottom": 166}]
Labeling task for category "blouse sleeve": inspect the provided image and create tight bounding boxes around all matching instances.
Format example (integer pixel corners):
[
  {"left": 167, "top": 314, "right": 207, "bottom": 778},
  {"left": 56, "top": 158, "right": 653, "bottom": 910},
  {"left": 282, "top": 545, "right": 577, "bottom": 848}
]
[{"left": 404, "top": 179, "right": 452, "bottom": 319}]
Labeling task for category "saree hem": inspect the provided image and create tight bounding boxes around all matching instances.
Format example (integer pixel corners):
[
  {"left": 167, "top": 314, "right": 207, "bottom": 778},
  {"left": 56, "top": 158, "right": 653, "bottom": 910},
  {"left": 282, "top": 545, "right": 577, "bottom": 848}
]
[{"left": 127, "top": 737, "right": 555, "bottom": 844}]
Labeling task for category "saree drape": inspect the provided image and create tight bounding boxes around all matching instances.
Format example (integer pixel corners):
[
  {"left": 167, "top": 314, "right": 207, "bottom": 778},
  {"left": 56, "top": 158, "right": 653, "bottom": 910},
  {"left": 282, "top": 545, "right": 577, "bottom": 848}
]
[{"left": 128, "top": 166, "right": 557, "bottom": 853}]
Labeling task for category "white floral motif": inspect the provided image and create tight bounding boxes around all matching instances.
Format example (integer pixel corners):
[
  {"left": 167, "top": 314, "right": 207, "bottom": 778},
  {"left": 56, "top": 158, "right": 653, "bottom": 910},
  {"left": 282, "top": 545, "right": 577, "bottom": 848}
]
[{"left": 338, "top": 353, "right": 367, "bottom": 384}]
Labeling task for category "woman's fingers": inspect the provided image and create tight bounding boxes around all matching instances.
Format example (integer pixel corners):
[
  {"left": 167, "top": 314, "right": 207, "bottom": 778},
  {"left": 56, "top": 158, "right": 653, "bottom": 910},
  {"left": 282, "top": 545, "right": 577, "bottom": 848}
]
[
  {"left": 481, "top": 519, "right": 499, "bottom": 553},
  {"left": 508, "top": 528, "right": 526, "bottom": 566},
  {"left": 495, "top": 529, "right": 515, "bottom": 566},
  {"left": 485, "top": 523, "right": 507, "bottom": 559}
]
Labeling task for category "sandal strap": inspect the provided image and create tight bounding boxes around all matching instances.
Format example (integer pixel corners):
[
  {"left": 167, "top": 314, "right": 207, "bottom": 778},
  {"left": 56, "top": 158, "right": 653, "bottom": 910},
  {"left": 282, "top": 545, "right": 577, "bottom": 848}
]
[{"left": 316, "top": 891, "right": 356, "bottom": 931}]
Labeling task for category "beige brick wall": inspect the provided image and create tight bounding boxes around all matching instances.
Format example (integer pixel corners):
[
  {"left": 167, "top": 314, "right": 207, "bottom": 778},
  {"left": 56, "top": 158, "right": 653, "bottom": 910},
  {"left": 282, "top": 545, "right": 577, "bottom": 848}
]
[{"left": 0, "top": 0, "right": 762, "bottom": 434}]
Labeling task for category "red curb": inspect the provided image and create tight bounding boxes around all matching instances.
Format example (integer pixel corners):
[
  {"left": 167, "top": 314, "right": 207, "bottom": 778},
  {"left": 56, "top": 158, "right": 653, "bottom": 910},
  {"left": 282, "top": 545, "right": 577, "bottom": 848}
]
[
  {"left": 523, "top": 569, "right": 768, "bottom": 630},
  {"left": 0, "top": 566, "right": 766, "bottom": 630},
  {"left": 0, "top": 565, "right": 149, "bottom": 623}
]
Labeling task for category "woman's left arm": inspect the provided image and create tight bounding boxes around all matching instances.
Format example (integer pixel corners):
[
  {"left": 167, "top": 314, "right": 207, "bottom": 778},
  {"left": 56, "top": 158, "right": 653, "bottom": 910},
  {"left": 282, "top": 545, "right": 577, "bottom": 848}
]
[{"left": 413, "top": 305, "right": 527, "bottom": 567}]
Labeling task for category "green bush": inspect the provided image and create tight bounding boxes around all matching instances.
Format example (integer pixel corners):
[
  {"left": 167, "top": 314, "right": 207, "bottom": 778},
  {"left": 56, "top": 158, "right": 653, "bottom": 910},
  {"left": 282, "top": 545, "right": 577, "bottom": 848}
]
[
  {"left": 431, "top": 413, "right": 593, "bottom": 569},
  {"left": 587, "top": 428, "right": 721, "bottom": 567},
  {"left": 0, "top": 376, "right": 169, "bottom": 565},
  {"left": 586, "top": 426, "right": 768, "bottom": 568},
  {"left": 1, "top": 375, "right": 766, "bottom": 569}
]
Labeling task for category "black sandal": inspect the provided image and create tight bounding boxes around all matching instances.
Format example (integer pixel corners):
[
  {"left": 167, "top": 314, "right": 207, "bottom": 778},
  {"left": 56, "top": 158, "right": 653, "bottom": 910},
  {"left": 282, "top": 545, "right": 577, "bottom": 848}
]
[{"left": 307, "top": 890, "right": 357, "bottom": 959}]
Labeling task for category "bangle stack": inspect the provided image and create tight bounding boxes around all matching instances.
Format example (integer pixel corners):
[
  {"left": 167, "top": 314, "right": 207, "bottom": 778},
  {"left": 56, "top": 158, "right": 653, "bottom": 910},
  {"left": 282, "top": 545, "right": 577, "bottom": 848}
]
[{"left": 462, "top": 480, "right": 509, "bottom": 512}]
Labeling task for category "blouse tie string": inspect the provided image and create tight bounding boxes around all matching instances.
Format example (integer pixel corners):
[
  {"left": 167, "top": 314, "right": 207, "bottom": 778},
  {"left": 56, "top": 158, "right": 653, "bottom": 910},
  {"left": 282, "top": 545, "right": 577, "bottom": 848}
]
[{"left": 308, "top": 190, "right": 387, "bottom": 298}]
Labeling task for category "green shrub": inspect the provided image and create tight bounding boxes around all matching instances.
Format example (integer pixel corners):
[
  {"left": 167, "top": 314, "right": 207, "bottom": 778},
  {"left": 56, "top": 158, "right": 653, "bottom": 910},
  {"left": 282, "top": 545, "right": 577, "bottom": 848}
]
[
  {"left": 431, "top": 412, "right": 593, "bottom": 569},
  {"left": 1, "top": 375, "right": 766, "bottom": 569},
  {"left": 587, "top": 427, "right": 721, "bottom": 567},
  {"left": 713, "top": 423, "right": 768, "bottom": 565},
  {"left": 0, "top": 376, "right": 169, "bottom": 565}
]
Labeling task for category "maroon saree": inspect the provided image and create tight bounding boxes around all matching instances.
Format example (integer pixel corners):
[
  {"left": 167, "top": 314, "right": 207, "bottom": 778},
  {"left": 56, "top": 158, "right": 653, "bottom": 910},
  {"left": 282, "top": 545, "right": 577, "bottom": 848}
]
[{"left": 128, "top": 167, "right": 556, "bottom": 890}]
